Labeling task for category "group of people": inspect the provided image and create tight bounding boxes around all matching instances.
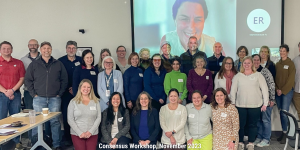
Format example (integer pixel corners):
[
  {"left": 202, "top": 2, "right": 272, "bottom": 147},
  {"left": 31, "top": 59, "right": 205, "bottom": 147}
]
[{"left": 0, "top": 36, "right": 299, "bottom": 150}]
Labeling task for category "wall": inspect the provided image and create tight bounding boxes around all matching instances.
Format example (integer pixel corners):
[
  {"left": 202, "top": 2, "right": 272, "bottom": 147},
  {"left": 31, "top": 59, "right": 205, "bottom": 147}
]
[{"left": 0, "top": 0, "right": 132, "bottom": 63}]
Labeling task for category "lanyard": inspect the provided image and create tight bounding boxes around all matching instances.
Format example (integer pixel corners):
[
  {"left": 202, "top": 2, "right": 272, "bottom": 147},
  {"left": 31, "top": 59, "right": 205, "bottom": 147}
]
[{"left": 105, "top": 72, "right": 113, "bottom": 88}]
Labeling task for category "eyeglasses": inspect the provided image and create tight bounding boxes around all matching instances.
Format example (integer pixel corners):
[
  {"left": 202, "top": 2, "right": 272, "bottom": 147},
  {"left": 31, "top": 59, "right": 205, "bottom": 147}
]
[
  {"left": 117, "top": 50, "right": 126, "bottom": 52},
  {"left": 153, "top": 59, "right": 161, "bottom": 62},
  {"left": 140, "top": 98, "right": 149, "bottom": 101},
  {"left": 67, "top": 47, "right": 77, "bottom": 50},
  {"left": 225, "top": 63, "right": 233, "bottom": 65},
  {"left": 239, "top": 51, "right": 246, "bottom": 53},
  {"left": 105, "top": 62, "right": 113, "bottom": 64},
  {"left": 28, "top": 44, "right": 38, "bottom": 47}
]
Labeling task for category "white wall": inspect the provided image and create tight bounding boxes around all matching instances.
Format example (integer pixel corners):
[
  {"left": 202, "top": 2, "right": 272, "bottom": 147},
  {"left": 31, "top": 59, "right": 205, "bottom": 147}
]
[{"left": 0, "top": 0, "right": 132, "bottom": 63}]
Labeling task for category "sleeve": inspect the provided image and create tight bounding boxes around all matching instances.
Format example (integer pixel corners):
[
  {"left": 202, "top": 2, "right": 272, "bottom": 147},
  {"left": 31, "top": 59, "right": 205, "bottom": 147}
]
[
  {"left": 186, "top": 70, "right": 194, "bottom": 93},
  {"left": 268, "top": 62, "right": 276, "bottom": 79},
  {"left": 115, "top": 110, "right": 130, "bottom": 139},
  {"left": 161, "top": 71, "right": 167, "bottom": 101},
  {"left": 164, "top": 73, "right": 171, "bottom": 96},
  {"left": 282, "top": 63, "right": 296, "bottom": 95},
  {"left": 230, "top": 75, "right": 238, "bottom": 105},
  {"left": 204, "top": 71, "right": 213, "bottom": 96},
  {"left": 159, "top": 107, "right": 169, "bottom": 132},
  {"left": 263, "top": 69, "right": 276, "bottom": 103},
  {"left": 174, "top": 106, "right": 187, "bottom": 133},
  {"left": 58, "top": 62, "right": 68, "bottom": 96},
  {"left": 184, "top": 123, "right": 192, "bottom": 140},
  {"left": 115, "top": 71, "right": 124, "bottom": 94},
  {"left": 18, "top": 61, "right": 26, "bottom": 78},
  {"left": 214, "top": 73, "right": 220, "bottom": 90},
  {"left": 144, "top": 69, "right": 159, "bottom": 101},
  {"left": 101, "top": 110, "right": 113, "bottom": 142},
  {"left": 88, "top": 102, "right": 102, "bottom": 134},
  {"left": 181, "top": 74, "right": 188, "bottom": 100},
  {"left": 258, "top": 73, "right": 269, "bottom": 106},
  {"left": 148, "top": 109, "right": 160, "bottom": 142},
  {"left": 24, "top": 63, "right": 37, "bottom": 97},
  {"left": 72, "top": 67, "right": 80, "bottom": 96},
  {"left": 123, "top": 71, "right": 131, "bottom": 102},
  {"left": 116, "top": 64, "right": 121, "bottom": 72},
  {"left": 67, "top": 101, "right": 84, "bottom": 136},
  {"left": 230, "top": 105, "right": 240, "bottom": 141},
  {"left": 130, "top": 114, "right": 140, "bottom": 142},
  {"left": 98, "top": 73, "right": 109, "bottom": 104}
]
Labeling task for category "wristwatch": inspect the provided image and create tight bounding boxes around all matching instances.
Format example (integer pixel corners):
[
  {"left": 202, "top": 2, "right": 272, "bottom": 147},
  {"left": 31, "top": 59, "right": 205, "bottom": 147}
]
[{"left": 172, "top": 131, "right": 175, "bottom": 135}]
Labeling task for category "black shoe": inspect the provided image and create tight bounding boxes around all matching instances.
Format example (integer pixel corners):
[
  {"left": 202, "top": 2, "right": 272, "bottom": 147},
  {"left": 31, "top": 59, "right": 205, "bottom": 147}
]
[
  {"left": 277, "top": 132, "right": 284, "bottom": 141},
  {"left": 280, "top": 133, "right": 287, "bottom": 144}
]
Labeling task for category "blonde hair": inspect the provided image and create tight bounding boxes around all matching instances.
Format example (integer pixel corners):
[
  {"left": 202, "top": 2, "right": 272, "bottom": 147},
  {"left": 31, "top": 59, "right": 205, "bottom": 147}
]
[
  {"left": 240, "top": 56, "right": 256, "bottom": 73},
  {"left": 73, "top": 79, "right": 99, "bottom": 104},
  {"left": 102, "top": 56, "right": 116, "bottom": 70},
  {"left": 259, "top": 46, "right": 271, "bottom": 61}
]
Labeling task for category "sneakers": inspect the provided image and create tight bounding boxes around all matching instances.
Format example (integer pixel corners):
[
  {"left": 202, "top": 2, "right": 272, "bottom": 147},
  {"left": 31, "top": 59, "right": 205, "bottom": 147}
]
[
  {"left": 238, "top": 143, "right": 244, "bottom": 150},
  {"left": 256, "top": 140, "right": 270, "bottom": 147},
  {"left": 15, "top": 143, "right": 23, "bottom": 150},
  {"left": 246, "top": 143, "right": 254, "bottom": 150},
  {"left": 253, "top": 138, "right": 262, "bottom": 145}
]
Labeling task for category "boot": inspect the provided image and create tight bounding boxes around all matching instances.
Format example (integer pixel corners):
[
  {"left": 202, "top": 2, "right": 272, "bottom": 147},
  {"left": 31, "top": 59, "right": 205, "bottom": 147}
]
[
  {"left": 277, "top": 131, "right": 284, "bottom": 141},
  {"left": 280, "top": 133, "right": 287, "bottom": 144}
]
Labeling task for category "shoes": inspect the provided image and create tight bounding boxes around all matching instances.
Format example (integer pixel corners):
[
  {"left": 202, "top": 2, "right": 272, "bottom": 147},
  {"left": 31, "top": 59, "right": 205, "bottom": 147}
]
[
  {"left": 277, "top": 132, "right": 284, "bottom": 141},
  {"left": 253, "top": 138, "right": 262, "bottom": 145},
  {"left": 256, "top": 140, "right": 270, "bottom": 147},
  {"left": 246, "top": 143, "right": 254, "bottom": 150},
  {"left": 280, "top": 133, "right": 287, "bottom": 144},
  {"left": 238, "top": 143, "right": 244, "bottom": 150},
  {"left": 15, "top": 143, "right": 24, "bottom": 149}
]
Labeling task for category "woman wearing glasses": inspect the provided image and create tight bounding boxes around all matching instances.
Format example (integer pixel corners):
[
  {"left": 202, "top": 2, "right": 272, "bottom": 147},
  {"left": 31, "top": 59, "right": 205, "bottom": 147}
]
[
  {"left": 98, "top": 56, "right": 126, "bottom": 112},
  {"left": 144, "top": 53, "right": 167, "bottom": 110},
  {"left": 214, "top": 57, "right": 237, "bottom": 94},
  {"left": 95, "top": 48, "right": 111, "bottom": 72}
]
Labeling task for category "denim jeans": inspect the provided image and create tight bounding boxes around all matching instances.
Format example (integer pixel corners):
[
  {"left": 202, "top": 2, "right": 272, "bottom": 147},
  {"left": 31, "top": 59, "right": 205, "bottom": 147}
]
[
  {"left": 0, "top": 91, "right": 21, "bottom": 143},
  {"left": 257, "top": 106, "right": 273, "bottom": 142},
  {"left": 32, "top": 96, "right": 61, "bottom": 148},
  {"left": 276, "top": 89, "right": 294, "bottom": 131}
]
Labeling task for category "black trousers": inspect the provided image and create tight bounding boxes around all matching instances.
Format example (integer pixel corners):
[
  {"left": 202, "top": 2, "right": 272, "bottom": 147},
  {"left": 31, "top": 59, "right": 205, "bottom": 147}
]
[{"left": 61, "top": 91, "right": 74, "bottom": 142}]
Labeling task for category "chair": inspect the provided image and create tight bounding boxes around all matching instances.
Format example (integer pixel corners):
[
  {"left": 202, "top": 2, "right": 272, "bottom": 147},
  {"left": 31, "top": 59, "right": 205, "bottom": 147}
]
[{"left": 282, "top": 110, "right": 300, "bottom": 150}]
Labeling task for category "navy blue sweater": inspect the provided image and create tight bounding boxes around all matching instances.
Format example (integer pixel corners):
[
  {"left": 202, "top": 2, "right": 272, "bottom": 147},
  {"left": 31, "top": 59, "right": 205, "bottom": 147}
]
[
  {"left": 207, "top": 55, "right": 225, "bottom": 80},
  {"left": 130, "top": 108, "right": 160, "bottom": 143},
  {"left": 180, "top": 49, "right": 208, "bottom": 76},
  {"left": 72, "top": 65, "right": 99, "bottom": 97},
  {"left": 143, "top": 67, "right": 166, "bottom": 101},
  {"left": 265, "top": 60, "right": 276, "bottom": 79},
  {"left": 123, "top": 66, "right": 144, "bottom": 102},
  {"left": 58, "top": 55, "right": 82, "bottom": 88}
]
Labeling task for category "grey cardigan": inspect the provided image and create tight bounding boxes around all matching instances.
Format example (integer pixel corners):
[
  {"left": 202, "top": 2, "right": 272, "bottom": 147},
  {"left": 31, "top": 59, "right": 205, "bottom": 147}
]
[{"left": 101, "top": 109, "right": 131, "bottom": 143}]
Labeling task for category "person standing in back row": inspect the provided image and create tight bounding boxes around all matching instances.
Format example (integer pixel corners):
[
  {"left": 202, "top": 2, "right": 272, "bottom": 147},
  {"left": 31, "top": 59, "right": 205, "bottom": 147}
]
[{"left": 116, "top": 46, "right": 130, "bottom": 74}]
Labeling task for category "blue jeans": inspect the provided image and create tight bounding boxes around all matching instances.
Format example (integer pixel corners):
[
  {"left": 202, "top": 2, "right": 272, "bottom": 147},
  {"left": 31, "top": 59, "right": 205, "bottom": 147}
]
[
  {"left": 257, "top": 106, "right": 273, "bottom": 142},
  {"left": 276, "top": 89, "right": 294, "bottom": 131},
  {"left": 32, "top": 96, "right": 61, "bottom": 148},
  {"left": 0, "top": 91, "right": 21, "bottom": 143}
]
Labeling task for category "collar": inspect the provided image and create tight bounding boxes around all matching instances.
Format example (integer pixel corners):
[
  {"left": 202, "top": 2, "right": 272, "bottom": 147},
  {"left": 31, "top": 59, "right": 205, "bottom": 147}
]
[
  {"left": 191, "top": 103, "right": 206, "bottom": 109},
  {"left": 0, "top": 56, "right": 13, "bottom": 62},
  {"left": 256, "top": 65, "right": 263, "bottom": 72},
  {"left": 213, "top": 53, "right": 222, "bottom": 59},
  {"left": 171, "top": 70, "right": 181, "bottom": 73},
  {"left": 41, "top": 56, "right": 54, "bottom": 64},
  {"left": 81, "top": 65, "right": 95, "bottom": 69},
  {"left": 187, "top": 48, "right": 199, "bottom": 56},
  {"left": 28, "top": 52, "right": 40, "bottom": 60}
]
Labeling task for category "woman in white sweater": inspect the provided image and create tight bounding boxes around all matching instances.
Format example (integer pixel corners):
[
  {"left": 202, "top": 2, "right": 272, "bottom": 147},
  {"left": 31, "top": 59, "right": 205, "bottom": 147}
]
[
  {"left": 159, "top": 88, "right": 187, "bottom": 150},
  {"left": 230, "top": 56, "right": 269, "bottom": 150},
  {"left": 214, "top": 57, "right": 238, "bottom": 94}
]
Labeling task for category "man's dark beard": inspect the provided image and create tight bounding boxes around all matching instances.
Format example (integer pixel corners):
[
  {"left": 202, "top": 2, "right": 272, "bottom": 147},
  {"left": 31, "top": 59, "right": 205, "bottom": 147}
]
[{"left": 29, "top": 48, "right": 38, "bottom": 53}]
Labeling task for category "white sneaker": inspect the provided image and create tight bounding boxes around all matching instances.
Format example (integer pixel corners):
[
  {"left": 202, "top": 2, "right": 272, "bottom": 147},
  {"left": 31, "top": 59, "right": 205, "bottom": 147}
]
[
  {"left": 256, "top": 140, "right": 270, "bottom": 147},
  {"left": 246, "top": 143, "right": 254, "bottom": 150},
  {"left": 253, "top": 138, "right": 262, "bottom": 145},
  {"left": 238, "top": 143, "right": 244, "bottom": 150}
]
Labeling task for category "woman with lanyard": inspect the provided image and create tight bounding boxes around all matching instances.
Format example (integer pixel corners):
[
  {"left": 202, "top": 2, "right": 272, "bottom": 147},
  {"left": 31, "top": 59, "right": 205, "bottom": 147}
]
[{"left": 98, "top": 56, "right": 125, "bottom": 112}]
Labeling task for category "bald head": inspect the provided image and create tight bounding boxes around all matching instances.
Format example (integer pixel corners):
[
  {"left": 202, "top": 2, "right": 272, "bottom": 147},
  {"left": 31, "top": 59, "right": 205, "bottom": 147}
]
[
  {"left": 213, "top": 42, "right": 222, "bottom": 55},
  {"left": 28, "top": 39, "right": 39, "bottom": 53}
]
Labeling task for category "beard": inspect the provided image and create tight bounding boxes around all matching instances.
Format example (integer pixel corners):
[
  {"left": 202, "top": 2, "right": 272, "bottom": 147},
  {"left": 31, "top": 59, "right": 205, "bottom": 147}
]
[{"left": 29, "top": 48, "right": 38, "bottom": 53}]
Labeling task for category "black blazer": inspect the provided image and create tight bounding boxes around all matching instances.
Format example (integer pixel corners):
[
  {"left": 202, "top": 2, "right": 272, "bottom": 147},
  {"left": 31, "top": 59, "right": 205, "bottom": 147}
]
[{"left": 130, "top": 108, "right": 160, "bottom": 143}]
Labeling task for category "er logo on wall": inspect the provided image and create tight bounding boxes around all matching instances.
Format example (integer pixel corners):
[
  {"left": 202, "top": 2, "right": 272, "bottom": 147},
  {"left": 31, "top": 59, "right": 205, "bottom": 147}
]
[{"left": 247, "top": 9, "right": 271, "bottom": 32}]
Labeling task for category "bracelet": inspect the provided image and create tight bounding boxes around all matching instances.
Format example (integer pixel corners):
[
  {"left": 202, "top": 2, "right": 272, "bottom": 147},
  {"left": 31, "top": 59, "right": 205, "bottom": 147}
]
[{"left": 11, "top": 89, "right": 15, "bottom": 93}]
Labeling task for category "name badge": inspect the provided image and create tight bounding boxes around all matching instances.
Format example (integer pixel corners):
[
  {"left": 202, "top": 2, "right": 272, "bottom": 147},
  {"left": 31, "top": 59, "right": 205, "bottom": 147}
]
[
  {"left": 14, "top": 65, "right": 16, "bottom": 67},
  {"left": 284, "top": 65, "right": 289, "bottom": 69},
  {"left": 219, "top": 62, "right": 222, "bottom": 66},
  {"left": 206, "top": 76, "right": 209, "bottom": 80},
  {"left": 178, "top": 79, "right": 183, "bottom": 82},
  {"left": 90, "top": 71, "right": 96, "bottom": 75},
  {"left": 118, "top": 117, "right": 123, "bottom": 122},
  {"left": 221, "top": 112, "right": 227, "bottom": 118},
  {"left": 106, "top": 90, "right": 110, "bottom": 97},
  {"left": 90, "top": 106, "right": 96, "bottom": 110},
  {"left": 139, "top": 73, "right": 143, "bottom": 77},
  {"left": 75, "top": 62, "right": 80, "bottom": 66},
  {"left": 114, "top": 79, "right": 118, "bottom": 83},
  {"left": 188, "top": 114, "right": 195, "bottom": 118},
  {"left": 175, "top": 111, "right": 181, "bottom": 115}
]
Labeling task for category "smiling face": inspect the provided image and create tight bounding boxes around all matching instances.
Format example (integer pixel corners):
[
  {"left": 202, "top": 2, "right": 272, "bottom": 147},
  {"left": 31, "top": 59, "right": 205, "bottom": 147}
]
[
  {"left": 111, "top": 94, "right": 121, "bottom": 108},
  {"left": 80, "top": 82, "right": 91, "bottom": 96},
  {"left": 66, "top": 45, "right": 77, "bottom": 57},
  {"left": 117, "top": 47, "right": 126, "bottom": 58},
  {"left": 259, "top": 48, "right": 269, "bottom": 60},
  {"left": 214, "top": 43, "right": 222, "bottom": 55},
  {"left": 280, "top": 47, "right": 288, "bottom": 59},
  {"left": 253, "top": 55, "right": 261, "bottom": 69},
  {"left": 224, "top": 58, "right": 233, "bottom": 71},
  {"left": 161, "top": 44, "right": 171, "bottom": 55},
  {"left": 172, "top": 60, "right": 180, "bottom": 71},
  {"left": 101, "top": 51, "right": 110, "bottom": 60},
  {"left": 0, "top": 44, "right": 12, "bottom": 57},
  {"left": 238, "top": 48, "right": 246, "bottom": 60},
  {"left": 152, "top": 56, "right": 162, "bottom": 68},
  {"left": 40, "top": 45, "right": 52, "bottom": 58},
  {"left": 192, "top": 92, "right": 202, "bottom": 107},
  {"left": 169, "top": 91, "right": 179, "bottom": 104},
  {"left": 104, "top": 58, "right": 113, "bottom": 70},
  {"left": 242, "top": 58, "right": 253, "bottom": 71},
  {"left": 28, "top": 40, "right": 39, "bottom": 53},
  {"left": 215, "top": 91, "right": 225, "bottom": 106},
  {"left": 195, "top": 58, "right": 205, "bottom": 69},
  {"left": 139, "top": 94, "right": 149, "bottom": 108},
  {"left": 188, "top": 38, "right": 198, "bottom": 51},
  {"left": 175, "top": 2, "right": 205, "bottom": 50},
  {"left": 84, "top": 52, "right": 93, "bottom": 66},
  {"left": 131, "top": 55, "right": 139, "bottom": 67},
  {"left": 141, "top": 50, "right": 150, "bottom": 60}
]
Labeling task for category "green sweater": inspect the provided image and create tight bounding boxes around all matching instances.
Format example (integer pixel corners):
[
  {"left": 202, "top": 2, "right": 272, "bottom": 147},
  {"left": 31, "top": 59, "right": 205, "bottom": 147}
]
[
  {"left": 275, "top": 57, "right": 296, "bottom": 95},
  {"left": 164, "top": 70, "right": 188, "bottom": 100}
]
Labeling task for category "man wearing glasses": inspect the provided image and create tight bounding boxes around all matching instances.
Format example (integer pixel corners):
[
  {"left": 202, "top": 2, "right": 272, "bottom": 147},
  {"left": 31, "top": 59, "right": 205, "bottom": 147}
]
[
  {"left": 58, "top": 41, "right": 82, "bottom": 146},
  {"left": 115, "top": 45, "right": 130, "bottom": 74}
]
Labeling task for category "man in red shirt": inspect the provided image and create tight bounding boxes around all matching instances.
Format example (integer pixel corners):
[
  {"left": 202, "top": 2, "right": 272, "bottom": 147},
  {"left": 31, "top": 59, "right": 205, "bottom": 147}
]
[{"left": 0, "top": 41, "right": 25, "bottom": 149}]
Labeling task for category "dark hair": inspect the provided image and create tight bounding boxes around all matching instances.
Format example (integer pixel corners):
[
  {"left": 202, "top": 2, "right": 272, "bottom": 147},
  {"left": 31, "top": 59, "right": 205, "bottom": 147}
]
[
  {"left": 279, "top": 44, "right": 289, "bottom": 52},
  {"left": 252, "top": 54, "right": 261, "bottom": 61},
  {"left": 40, "top": 41, "right": 52, "bottom": 48},
  {"left": 236, "top": 46, "right": 248, "bottom": 56},
  {"left": 218, "top": 57, "right": 237, "bottom": 79},
  {"left": 168, "top": 88, "right": 179, "bottom": 97},
  {"left": 128, "top": 52, "right": 140, "bottom": 65},
  {"left": 298, "top": 42, "right": 300, "bottom": 47},
  {"left": 172, "top": 0, "right": 208, "bottom": 20},
  {"left": 132, "top": 91, "right": 153, "bottom": 115},
  {"left": 81, "top": 50, "right": 94, "bottom": 67},
  {"left": 211, "top": 88, "right": 232, "bottom": 110},
  {"left": 0, "top": 41, "right": 13, "bottom": 49},
  {"left": 66, "top": 40, "right": 77, "bottom": 48},
  {"left": 191, "top": 90, "right": 203, "bottom": 99},
  {"left": 116, "top": 45, "right": 126, "bottom": 52},
  {"left": 150, "top": 53, "right": 165, "bottom": 71},
  {"left": 106, "top": 92, "right": 126, "bottom": 124},
  {"left": 170, "top": 56, "right": 181, "bottom": 65}
]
